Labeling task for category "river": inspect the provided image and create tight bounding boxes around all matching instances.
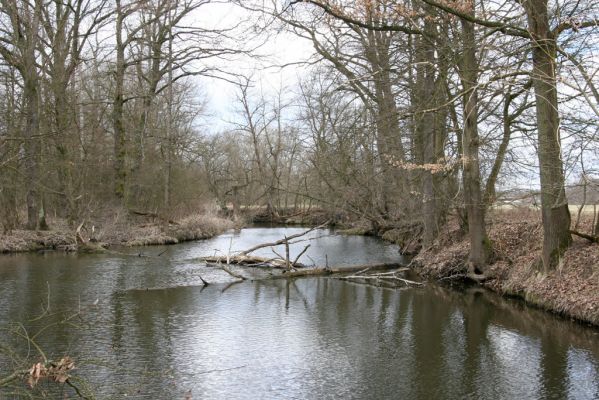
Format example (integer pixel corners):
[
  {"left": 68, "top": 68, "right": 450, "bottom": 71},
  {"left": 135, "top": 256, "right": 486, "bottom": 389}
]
[{"left": 0, "top": 227, "right": 598, "bottom": 399}]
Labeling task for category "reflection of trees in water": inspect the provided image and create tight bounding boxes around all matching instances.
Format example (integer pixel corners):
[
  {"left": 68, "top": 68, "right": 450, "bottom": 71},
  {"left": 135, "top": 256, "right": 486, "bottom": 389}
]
[
  {"left": 1, "top": 261, "right": 598, "bottom": 399},
  {"left": 430, "top": 285, "right": 599, "bottom": 398}
]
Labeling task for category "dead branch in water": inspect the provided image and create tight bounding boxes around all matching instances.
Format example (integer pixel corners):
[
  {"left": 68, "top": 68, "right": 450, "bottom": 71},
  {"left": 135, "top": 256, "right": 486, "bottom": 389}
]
[
  {"left": 216, "top": 264, "right": 247, "bottom": 281},
  {"left": 201, "top": 226, "right": 415, "bottom": 286},
  {"left": 204, "top": 224, "right": 329, "bottom": 270},
  {"left": 238, "top": 221, "right": 330, "bottom": 256},
  {"left": 203, "top": 255, "right": 310, "bottom": 269},
  {"left": 274, "top": 263, "right": 406, "bottom": 278},
  {"left": 337, "top": 270, "right": 422, "bottom": 287},
  {"left": 293, "top": 244, "right": 310, "bottom": 266}
]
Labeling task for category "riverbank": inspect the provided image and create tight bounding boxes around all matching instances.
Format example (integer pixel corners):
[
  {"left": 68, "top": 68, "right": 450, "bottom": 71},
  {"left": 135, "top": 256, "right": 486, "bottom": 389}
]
[
  {"left": 407, "top": 209, "right": 599, "bottom": 326},
  {"left": 0, "top": 210, "right": 234, "bottom": 253},
  {"left": 244, "top": 206, "right": 348, "bottom": 226}
]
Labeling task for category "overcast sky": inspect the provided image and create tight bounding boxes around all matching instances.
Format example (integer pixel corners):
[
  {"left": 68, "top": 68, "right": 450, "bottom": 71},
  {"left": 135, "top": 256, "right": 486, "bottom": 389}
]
[{"left": 191, "top": 1, "right": 315, "bottom": 132}]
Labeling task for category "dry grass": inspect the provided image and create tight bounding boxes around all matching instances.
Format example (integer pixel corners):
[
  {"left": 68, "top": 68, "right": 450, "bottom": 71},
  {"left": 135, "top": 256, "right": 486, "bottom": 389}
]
[
  {"left": 0, "top": 230, "right": 75, "bottom": 253},
  {"left": 167, "top": 214, "right": 234, "bottom": 243},
  {"left": 101, "top": 211, "right": 233, "bottom": 246},
  {"left": 0, "top": 210, "right": 233, "bottom": 252},
  {"left": 414, "top": 209, "right": 599, "bottom": 325}
]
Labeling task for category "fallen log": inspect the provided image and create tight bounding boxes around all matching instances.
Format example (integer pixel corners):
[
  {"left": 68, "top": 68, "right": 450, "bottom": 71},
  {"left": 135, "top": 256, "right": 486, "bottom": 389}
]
[
  {"left": 274, "top": 263, "right": 405, "bottom": 278},
  {"left": 338, "top": 275, "right": 422, "bottom": 286},
  {"left": 238, "top": 222, "right": 329, "bottom": 256},
  {"left": 203, "top": 255, "right": 310, "bottom": 269}
]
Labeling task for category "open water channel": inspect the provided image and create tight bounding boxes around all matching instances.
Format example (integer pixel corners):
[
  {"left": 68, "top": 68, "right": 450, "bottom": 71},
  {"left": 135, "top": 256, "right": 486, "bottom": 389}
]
[{"left": 0, "top": 227, "right": 598, "bottom": 399}]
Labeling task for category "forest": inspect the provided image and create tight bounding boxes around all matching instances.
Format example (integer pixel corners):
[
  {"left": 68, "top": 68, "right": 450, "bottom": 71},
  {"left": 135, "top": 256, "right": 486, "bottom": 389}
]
[{"left": 0, "top": 0, "right": 598, "bottom": 307}]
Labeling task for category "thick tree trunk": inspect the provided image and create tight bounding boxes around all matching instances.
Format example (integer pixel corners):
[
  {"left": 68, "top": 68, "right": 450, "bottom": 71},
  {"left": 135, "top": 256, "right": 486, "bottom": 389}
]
[
  {"left": 460, "top": 2, "right": 491, "bottom": 273},
  {"left": 54, "top": 79, "right": 78, "bottom": 225},
  {"left": 413, "top": 20, "right": 440, "bottom": 247},
  {"left": 24, "top": 77, "right": 40, "bottom": 230},
  {"left": 365, "top": 29, "right": 408, "bottom": 214},
  {"left": 524, "top": 0, "right": 572, "bottom": 271}
]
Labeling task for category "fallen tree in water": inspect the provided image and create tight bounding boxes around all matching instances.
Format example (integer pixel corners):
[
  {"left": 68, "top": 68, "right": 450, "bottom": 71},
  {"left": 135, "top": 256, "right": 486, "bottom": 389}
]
[
  {"left": 203, "top": 254, "right": 310, "bottom": 269},
  {"left": 203, "top": 223, "right": 328, "bottom": 271},
  {"left": 200, "top": 225, "right": 421, "bottom": 287},
  {"left": 204, "top": 259, "right": 418, "bottom": 285}
]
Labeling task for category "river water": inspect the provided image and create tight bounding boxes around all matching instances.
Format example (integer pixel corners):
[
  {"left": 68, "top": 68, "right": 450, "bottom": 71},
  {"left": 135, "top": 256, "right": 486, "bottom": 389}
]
[{"left": 0, "top": 227, "right": 598, "bottom": 399}]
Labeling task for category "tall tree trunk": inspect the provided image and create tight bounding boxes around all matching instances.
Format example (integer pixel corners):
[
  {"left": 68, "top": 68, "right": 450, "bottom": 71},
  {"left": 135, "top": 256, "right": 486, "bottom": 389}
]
[
  {"left": 523, "top": 0, "right": 572, "bottom": 271},
  {"left": 365, "top": 28, "right": 408, "bottom": 216},
  {"left": 113, "top": 0, "right": 127, "bottom": 201},
  {"left": 460, "top": 1, "right": 491, "bottom": 273},
  {"left": 413, "top": 20, "right": 439, "bottom": 247},
  {"left": 164, "top": 4, "right": 174, "bottom": 210},
  {"left": 24, "top": 76, "right": 40, "bottom": 230},
  {"left": 54, "top": 78, "right": 78, "bottom": 225}
]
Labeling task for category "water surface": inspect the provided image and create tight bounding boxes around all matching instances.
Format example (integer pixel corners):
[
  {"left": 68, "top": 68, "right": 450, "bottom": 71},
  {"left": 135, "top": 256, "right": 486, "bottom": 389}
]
[{"left": 0, "top": 227, "right": 597, "bottom": 399}]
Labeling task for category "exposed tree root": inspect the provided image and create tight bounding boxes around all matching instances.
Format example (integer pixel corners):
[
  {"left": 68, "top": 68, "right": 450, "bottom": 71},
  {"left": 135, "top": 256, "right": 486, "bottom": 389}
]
[{"left": 569, "top": 229, "right": 599, "bottom": 244}]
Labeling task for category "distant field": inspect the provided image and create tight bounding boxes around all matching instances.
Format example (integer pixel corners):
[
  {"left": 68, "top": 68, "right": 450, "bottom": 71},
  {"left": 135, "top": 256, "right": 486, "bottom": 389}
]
[
  {"left": 492, "top": 203, "right": 598, "bottom": 214},
  {"left": 568, "top": 205, "right": 599, "bottom": 215}
]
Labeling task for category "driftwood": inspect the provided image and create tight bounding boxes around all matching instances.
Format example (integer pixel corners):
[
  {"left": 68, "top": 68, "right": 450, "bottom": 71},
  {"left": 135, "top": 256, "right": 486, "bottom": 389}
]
[
  {"left": 332, "top": 267, "right": 424, "bottom": 288},
  {"left": 337, "top": 273, "right": 422, "bottom": 286},
  {"left": 238, "top": 221, "right": 329, "bottom": 256},
  {"left": 203, "top": 255, "right": 310, "bottom": 269},
  {"left": 203, "top": 225, "right": 326, "bottom": 271},
  {"left": 273, "top": 263, "right": 405, "bottom": 278},
  {"left": 216, "top": 264, "right": 247, "bottom": 281},
  {"left": 201, "top": 226, "right": 418, "bottom": 287}
]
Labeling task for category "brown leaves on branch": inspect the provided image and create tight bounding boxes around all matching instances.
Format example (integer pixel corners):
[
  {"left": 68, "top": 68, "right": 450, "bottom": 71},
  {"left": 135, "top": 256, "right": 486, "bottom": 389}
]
[
  {"left": 27, "top": 357, "right": 75, "bottom": 387},
  {"left": 437, "top": 0, "right": 472, "bottom": 14},
  {"left": 387, "top": 155, "right": 459, "bottom": 174},
  {"left": 302, "top": 0, "right": 417, "bottom": 22}
]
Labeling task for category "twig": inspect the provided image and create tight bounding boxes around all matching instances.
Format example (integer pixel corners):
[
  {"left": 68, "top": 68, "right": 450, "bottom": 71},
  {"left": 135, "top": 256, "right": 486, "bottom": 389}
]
[
  {"left": 0, "top": 369, "right": 28, "bottom": 386},
  {"left": 217, "top": 263, "right": 246, "bottom": 281},
  {"left": 65, "top": 377, "right": 93, "bottom": 400},
  {"left": 438, "top": 273, "right": 467, "bottom": 281},
  {"left": 292, "top": 244, "right": 311, "bottom": 266},
  {"left": 284, "top": 235, "right": 290, "bottom": 270},
  {"left": 198, "top": 275, "right": 209, "bottom": 286},
  {"left": 239, "top": 221, "right": 330, "bottom": 255}
]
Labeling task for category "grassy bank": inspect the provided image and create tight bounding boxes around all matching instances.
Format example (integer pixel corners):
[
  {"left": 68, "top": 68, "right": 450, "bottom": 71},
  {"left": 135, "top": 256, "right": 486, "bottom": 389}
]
[
  {"left": 408, "top": 209, "right": 599, "bottom": 326},
  {"left": 0, "top": 209, "right": 234, "bottom": 253}
]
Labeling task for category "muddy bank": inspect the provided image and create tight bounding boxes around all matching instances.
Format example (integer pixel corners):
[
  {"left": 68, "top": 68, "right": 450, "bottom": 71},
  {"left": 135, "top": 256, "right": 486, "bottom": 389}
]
[
  {"left": 0, "top": 212, "right": 233, "bottom": 253},
  {"left": 408, "top": 210, "right": 599, "bottom": 326}
]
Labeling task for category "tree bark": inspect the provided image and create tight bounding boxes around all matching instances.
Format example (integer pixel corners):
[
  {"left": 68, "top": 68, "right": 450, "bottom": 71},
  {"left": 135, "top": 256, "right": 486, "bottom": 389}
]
[
  {"left": 113, "top": 0, "right": 127, "bottom": 201},
  {"left": 24, "top": 76, "right": 40, "bottom": 230},
  {"left": 460, "top": 1, "right": 491, "bottom": 272},
  {"left": 364, "top": 26, "right": 408, "bottom": 214},
  {"left": 523, "top": 0, "right": 572, "bottom": 271},
  {"left": 23, "top": 2, "right": 42, "bottom": 230},
  {"left": 413, "top": 19, "right": 440, "bottom": 246}
]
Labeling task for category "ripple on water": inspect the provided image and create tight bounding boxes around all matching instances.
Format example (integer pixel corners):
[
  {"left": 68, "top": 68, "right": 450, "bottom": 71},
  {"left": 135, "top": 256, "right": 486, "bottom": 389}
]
[{"left": 0, "top": 228, "right": 597, "bottom": 399}]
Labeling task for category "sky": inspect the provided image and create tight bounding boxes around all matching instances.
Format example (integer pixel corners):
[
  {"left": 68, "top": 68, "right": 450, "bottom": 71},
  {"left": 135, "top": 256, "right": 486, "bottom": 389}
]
[{"left": 190, "top": 1, "right": 316, "bottom": 132}]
